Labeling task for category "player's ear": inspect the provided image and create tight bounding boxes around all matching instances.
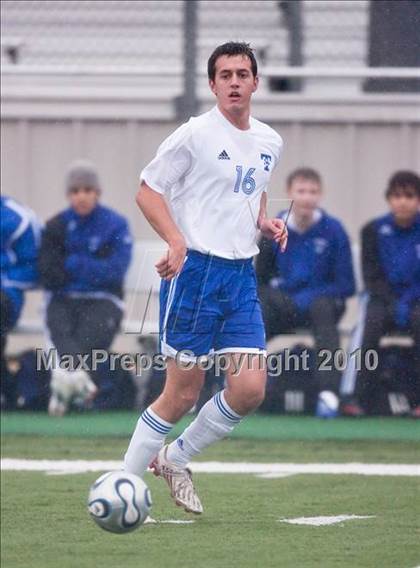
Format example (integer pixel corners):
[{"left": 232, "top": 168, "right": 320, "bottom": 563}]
[
  {"left": 209, "top": 79, "right": 217, "bottom": 95},
  {"left": 252, "top": 75, "right": 259, "bottom": 92}
]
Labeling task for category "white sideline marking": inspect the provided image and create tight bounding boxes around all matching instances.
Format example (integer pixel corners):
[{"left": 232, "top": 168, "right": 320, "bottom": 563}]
[
  {"left": 279, "top": 515, "right": 376, "bottom": 526},
  {"left": 256, "top": 473, "right": 295, "bottom": 479},
  {"left": 144, "top": 517, "right": 195, "bottom": 525},
  {"left": 1, "top": 459, "right": 420, "bottom": 476}
]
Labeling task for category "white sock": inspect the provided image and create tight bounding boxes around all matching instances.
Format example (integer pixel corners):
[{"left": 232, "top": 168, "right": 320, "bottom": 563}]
[
  {"left": 123, "top": 406, "right": 174, "bottom": 477},
  {"left": 166, "top": 390, "right": 242, "bottom": 468}
]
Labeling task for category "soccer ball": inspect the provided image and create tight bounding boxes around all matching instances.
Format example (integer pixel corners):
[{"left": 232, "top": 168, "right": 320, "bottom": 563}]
[{"left": 87, "top": 471, "right": 152, "bottom": 533}]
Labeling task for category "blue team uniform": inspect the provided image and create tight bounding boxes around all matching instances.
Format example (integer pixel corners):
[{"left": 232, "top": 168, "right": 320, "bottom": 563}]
[
  {"left": 268, "top": 210, "right": 355, "bottom": 311},
  {"left": 367, "top": 212, "right": 420, "bottom": 328},
  {"left": 0, "top": 196, "right": 40, "bottom": 326},
  {"left": 39, "top": 204, "right": 132, "bottom": 305},
  {"left": 159, "top": 250, "right": 266, "bottom": 359}
]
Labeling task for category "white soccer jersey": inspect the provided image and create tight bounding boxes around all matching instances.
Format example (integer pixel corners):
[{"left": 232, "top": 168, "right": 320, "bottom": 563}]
[{"left": 140, "top": 105, "right": 283, "bottom": 259}]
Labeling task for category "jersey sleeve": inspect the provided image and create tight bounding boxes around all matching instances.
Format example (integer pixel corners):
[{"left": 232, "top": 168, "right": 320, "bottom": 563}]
[
  {"left": 139, "top": 122, "right": 193, "bottom": 194},
  {"left": 272, "top": 133, "right": 284, "bottom": 167},
  {"left": 262, "top": 130, "right": 283, "bottom": 193}
]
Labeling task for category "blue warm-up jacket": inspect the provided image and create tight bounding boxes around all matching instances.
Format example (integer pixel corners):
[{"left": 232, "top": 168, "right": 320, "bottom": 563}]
[
  {"left": 361, "top": 212, "right": 420, "bottom": 328},
  {"left": 256, "top": 209, "right": 356, "bottom": 312},
  {"left": 38, "top": 205, "right": 132, "bottom": 306},
  {"left": 1, "top": 196, "right": 40, "bottom": 324}
]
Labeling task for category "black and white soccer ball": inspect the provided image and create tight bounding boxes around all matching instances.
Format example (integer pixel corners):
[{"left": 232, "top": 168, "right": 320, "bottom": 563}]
[{"left": 88, "top": 471, "right": 152, "bottom": 533}]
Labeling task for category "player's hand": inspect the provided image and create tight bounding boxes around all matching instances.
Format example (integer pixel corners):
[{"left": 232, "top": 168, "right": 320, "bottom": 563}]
[
  {"left": 259, "top": 218, "right": 288, "bottom": 252},
  {"left": 155, "top": 237, "right": 187, "bottom": 280}
]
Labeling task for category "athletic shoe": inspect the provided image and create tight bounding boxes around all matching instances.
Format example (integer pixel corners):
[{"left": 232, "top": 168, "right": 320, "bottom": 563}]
[
  {"left": 411, "top": 405, "right": 420, "bottom": 419},
  {"left": 340, "top": 398, "right": 365, "bottom": 417},
  {"left": 48, "top": 368, "right": 97, "bottom": 416},
  {"left": 149, "top": 445, "right": 203, "bottom": 514},
  {"left": 48, "top": 393, "right": 68, "bottom": 417},
  {"left": 72, "top": 370, "right": 98, "bottom": 406}
]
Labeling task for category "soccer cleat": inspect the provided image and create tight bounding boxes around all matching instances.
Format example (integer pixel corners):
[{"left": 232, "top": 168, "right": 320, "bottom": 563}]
[{"left": 149, "top": 445, "right": 203, "bottom": 515}]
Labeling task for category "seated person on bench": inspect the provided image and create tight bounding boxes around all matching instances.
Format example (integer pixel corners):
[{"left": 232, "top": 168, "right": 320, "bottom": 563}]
[
  {"left": 1, "top": 196, "right": 40, "bottom": 401},
  {"left": 256, "top": 167, "right": 355, "bottom": 405},
  {"left": 38, "top": 160, "right": 133, "bottom": 416},
  {"left": 341, "top": 170, "right": 420, "bottom": 417}
]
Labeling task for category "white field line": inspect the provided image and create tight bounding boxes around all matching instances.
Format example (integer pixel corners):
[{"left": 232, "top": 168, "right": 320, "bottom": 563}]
[
  {"left": 1, "top": 459, "right": 420, "bottom": 477},
  {"left": 144, "top": 517, "right": 195, "bottom": 525},
  {"left": 279, "top": 515, "right": 376, "bottom": 526}
]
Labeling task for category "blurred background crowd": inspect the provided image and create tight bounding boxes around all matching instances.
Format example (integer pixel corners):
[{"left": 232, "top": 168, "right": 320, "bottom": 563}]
[{"left": 1, "top": 0, "right": 419, "bottom": 418}]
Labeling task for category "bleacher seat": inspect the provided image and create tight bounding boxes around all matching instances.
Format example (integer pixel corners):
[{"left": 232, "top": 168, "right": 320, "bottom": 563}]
[{"left": 2, "top": 0, "right": 369, "bottom": 96}]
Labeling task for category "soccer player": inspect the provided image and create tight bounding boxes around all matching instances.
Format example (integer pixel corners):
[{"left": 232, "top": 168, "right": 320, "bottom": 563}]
[
  {"left": 341, "top": 170, "right": 420, "bottom": 416},
  {"left": 256, "top": 168, "right": 355, "bottom": 404},
  {"left": 123, "top": 42, "right": 287, "bottom": 514}
]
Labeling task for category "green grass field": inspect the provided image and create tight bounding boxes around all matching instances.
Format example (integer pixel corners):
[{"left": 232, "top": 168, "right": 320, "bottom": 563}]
[{"left": 2, "top": 413, "right": 420, "bottom": 568}]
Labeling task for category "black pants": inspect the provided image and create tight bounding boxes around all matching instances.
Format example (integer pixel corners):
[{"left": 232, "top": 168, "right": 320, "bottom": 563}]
[
  {"left": 1, "top": 291, "right": 19, "bottom": 407},
  {"left": 259, "top": 287, "right": 345, "bottom": 392},
  {"left": 355, "top": 298, "right": 420, "bottom": 403},
  {"left": 46, "top": 296, "right": 122, "bottom": 380}
]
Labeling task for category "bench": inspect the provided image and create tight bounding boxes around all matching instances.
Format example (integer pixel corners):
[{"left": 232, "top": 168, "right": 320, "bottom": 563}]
[{"left": 11, "top": 241, "right": 412, "bottom": 352}]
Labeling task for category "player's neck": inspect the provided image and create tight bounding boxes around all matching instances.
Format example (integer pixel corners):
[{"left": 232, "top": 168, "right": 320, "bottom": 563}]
[
  {"left": 293, "top": 210, "right": 317, "bottom": 231},
  {"left": 217, "top": 104, "right": 250, "bottom": 131}
]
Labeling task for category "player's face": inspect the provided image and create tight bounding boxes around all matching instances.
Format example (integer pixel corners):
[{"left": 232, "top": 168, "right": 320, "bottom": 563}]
[
  {"left": 68, "top": 186, "right": 99, "bottom": 216},
  {"left": 388, "top": 188, "right": 419, "bottom": 225},
  {"left": 287, "top": 177, "right": 322, "bottom": 216},
  {"left": 209, "top": 55, "right": 258, "bottom": 115}
]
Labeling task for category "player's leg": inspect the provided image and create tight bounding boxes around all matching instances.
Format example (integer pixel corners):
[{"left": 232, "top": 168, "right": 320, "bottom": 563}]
[
  {"left": 46, "top": 296, "right": 92, "bottom": 415},
  {"left": 165, "top": 352, "right": 265, "bottom": 468},
  {"left": 309, "top": 296, "right": 345, "bottom": 393},
  {"left": 123, "top": 358, "right": 205, "bottom": 477},
  {"left": 124, "top": 358, "right": 205, "bottom": 514},
  {"left": 409, "top": 300, "right": 420, "bottom": 415},
  {"left": 46, "top": 296, "right": 80, "bottom": 358},
  {"left": 74, "top": 298, "right": 122, "bottom": 401},
  {"left": 342, "top": 297, "right": 390, "bottom": 415},
  {"left": 164, "top": 259, "right": 267, "bottom": 466},
  {"left": 259, "top": 286, "right": 298, "bottom": 340}
]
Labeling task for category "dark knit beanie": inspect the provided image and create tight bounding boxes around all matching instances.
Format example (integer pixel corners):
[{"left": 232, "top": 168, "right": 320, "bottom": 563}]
[{"left": 65, "top": 160, "right": 101, "bottom": 193}]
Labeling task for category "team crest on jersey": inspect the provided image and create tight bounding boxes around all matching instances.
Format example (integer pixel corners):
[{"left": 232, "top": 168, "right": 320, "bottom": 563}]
[
  {"left": 379, "top": 224, "right": 392, "bottom": 236},
  {"left": 260, "top": 153, "right": 272, "bottom": 171},
  {"left": 89, "top": 236, "right": 100, "bottom": 252},
  {"left": 313, "top": 237, "right": 328, "bottom": 254}
]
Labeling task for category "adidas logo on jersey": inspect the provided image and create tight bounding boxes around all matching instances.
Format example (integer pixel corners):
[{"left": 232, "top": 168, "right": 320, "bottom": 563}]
[{"left": 218, "top": 150, "right": 230, "bottom": 160}]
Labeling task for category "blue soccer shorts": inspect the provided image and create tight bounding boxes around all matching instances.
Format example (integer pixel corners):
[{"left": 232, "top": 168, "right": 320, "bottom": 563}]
[{"left": 159, "top": 249, "right": 266, "bottom": 361}]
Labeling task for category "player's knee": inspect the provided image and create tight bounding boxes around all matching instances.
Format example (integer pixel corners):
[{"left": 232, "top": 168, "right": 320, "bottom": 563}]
[
  {"left": 310, "top": 296, "right": 335, "bottom": 319},
  {"left": 241, "top": 384, "right": 266, "bottom": 413},
  {"left": 410, "top": 302, "right": 420, "bottom": 330},
  {"left": 178, "top": 388, "right": 200, "bottom": 410}
]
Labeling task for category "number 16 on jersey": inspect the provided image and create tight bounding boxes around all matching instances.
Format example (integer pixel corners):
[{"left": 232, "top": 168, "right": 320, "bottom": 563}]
[{"left": 233, "top": 166, "right": 256, "bottom": 195}]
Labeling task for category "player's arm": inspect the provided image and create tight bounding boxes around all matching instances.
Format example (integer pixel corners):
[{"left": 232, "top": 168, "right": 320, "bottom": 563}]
[
  {"left": 257, "top": 192, "right": 288, "bottom": 252},
  {"left": 136, "top": 181, "right": 186, "bottom": 280}
]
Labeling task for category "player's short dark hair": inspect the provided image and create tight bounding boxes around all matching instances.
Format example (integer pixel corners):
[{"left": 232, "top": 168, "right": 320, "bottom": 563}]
[
  {"left": 207, "top": 42, "right": 258, "bottom": 81},
  {"left": 385, "top": 170, "right": 420, "bottom": 199},
  {"left": 286, "top": 167, "right": 322, "bottom": 189}
]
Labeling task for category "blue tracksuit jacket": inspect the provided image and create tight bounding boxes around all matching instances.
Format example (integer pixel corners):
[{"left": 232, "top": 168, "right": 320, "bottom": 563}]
[
  {"left": 257, "top": 209, "right": 355, "bottom": 312},
  {"left": 1, "top": 196, "right": 40, "bottom": 324},
  {"left": 38, "top": 204, "right": 132, "bottom": 304}
]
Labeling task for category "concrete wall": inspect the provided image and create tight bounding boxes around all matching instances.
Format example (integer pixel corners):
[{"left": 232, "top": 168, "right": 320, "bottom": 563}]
[{"left": 2, "top": 100, "right": 420, "bottom": 241}]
